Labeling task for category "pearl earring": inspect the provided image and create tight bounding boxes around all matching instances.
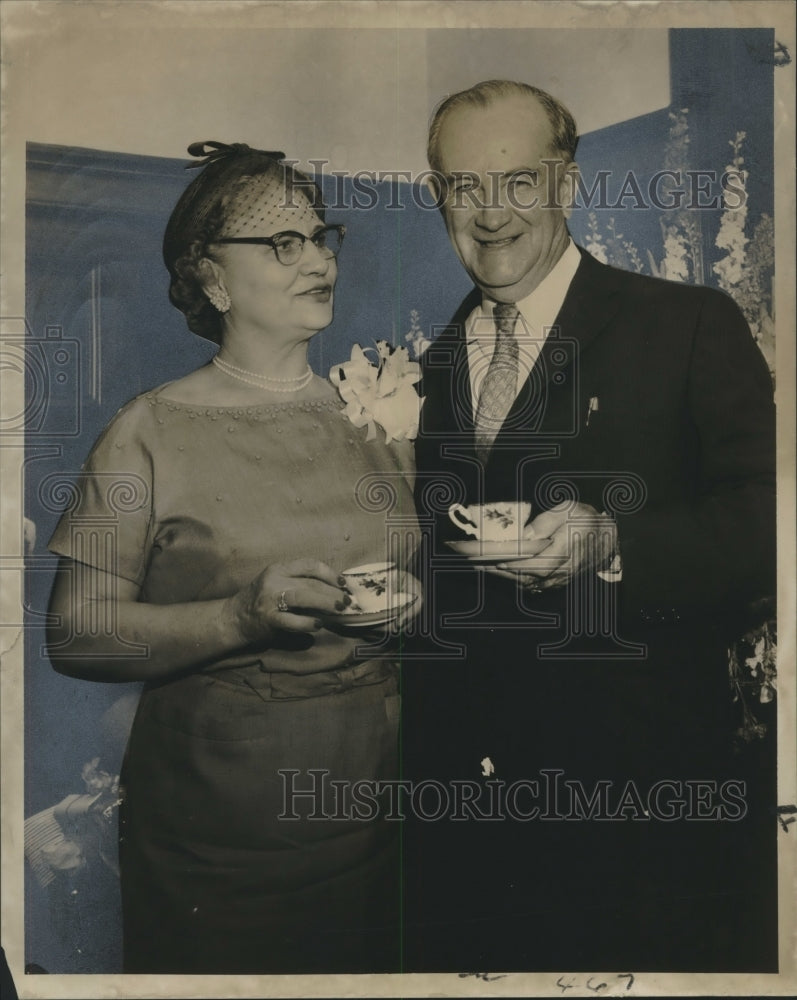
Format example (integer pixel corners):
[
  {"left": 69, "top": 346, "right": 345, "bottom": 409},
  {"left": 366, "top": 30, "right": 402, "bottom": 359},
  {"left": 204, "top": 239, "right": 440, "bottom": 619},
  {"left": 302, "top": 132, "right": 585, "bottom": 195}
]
[{"left": 207, "top": 286, "right": 231, "bottom": 313}]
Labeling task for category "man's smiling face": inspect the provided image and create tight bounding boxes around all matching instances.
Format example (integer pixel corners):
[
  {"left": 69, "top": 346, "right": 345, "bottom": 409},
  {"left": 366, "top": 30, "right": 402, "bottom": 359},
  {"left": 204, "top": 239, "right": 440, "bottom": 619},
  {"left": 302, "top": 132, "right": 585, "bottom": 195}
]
[{"left": 435, "top": 94, "right": 577, "bottom": 302}]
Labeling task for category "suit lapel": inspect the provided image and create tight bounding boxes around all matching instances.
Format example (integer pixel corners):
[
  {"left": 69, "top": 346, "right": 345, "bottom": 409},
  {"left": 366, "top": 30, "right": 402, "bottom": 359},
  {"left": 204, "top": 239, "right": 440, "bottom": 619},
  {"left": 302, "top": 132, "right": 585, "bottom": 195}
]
[
  {"left": 500, "top": 248, "right": 624, "bottom": 432},
  {"left": 547, "top": 246, "right": 623, "bottom": 370}
]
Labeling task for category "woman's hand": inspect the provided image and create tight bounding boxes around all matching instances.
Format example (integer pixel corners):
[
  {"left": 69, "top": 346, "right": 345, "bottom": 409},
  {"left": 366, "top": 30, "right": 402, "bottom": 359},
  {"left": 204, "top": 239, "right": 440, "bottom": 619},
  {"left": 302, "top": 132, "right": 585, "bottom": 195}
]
[
  {"left": 227, "top": 558, "right": 350, "bottom": 642},
  {"left": 48, "top": 557, "right": 351, "bottom": 683}
]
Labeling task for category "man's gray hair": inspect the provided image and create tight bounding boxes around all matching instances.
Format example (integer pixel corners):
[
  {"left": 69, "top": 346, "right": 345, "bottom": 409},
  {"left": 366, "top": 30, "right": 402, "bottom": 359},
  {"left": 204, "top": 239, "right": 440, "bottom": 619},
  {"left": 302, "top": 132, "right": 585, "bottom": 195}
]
[{"left": 427, "top": 80, "right": 579, "bottom": 172}]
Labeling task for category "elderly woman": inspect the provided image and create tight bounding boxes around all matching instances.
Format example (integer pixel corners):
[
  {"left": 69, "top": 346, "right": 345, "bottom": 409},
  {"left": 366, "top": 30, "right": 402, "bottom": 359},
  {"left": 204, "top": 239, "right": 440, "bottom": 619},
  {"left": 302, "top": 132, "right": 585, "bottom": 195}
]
[{"left": 46, "top": 142, "right": 420, "bottom": 974}]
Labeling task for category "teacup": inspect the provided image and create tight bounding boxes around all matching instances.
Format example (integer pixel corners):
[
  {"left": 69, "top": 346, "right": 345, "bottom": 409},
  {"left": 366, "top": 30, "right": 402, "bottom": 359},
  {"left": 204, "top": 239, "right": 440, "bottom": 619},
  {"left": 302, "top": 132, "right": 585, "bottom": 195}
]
[
  {"left": 448, "top": 501, "right": 531, "bottom": 542},
  {"left": 341, "top": 562, "right": 399, "bottom": 613}
]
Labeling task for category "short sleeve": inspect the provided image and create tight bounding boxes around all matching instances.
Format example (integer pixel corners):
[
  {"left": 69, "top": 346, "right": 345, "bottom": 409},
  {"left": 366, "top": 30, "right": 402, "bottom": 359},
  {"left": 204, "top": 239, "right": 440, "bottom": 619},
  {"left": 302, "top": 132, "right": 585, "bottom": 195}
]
[{"left": 48, "top": 397, "right": 155, "bottom": 586}]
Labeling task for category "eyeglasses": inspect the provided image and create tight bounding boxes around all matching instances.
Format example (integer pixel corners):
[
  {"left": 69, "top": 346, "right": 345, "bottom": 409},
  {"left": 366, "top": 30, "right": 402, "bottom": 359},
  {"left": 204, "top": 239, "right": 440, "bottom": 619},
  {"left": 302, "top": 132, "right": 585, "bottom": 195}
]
[{"left": 212, "top": 224, "right": 346, "bottom": 266}]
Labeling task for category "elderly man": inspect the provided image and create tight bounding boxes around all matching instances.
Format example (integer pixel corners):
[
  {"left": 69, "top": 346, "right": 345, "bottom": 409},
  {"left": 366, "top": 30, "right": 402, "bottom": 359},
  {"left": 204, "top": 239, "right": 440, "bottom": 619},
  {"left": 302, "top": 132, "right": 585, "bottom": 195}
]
[{"left": 402, "top": 81, "right": 776, "bottom": 972}]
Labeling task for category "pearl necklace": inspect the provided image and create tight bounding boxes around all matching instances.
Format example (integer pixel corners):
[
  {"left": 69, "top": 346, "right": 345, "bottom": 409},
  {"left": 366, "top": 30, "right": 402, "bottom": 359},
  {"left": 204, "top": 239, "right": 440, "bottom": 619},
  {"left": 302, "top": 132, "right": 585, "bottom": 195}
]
[{"left": 212, "top": 355, "right": 314, "bottom": 393}]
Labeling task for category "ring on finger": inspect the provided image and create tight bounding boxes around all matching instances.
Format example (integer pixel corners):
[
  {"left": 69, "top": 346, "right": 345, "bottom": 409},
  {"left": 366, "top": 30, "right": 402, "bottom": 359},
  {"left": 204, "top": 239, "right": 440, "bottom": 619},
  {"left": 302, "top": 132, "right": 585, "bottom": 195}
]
[{"left": 276, "top": 590, "right": 289, "bottom": 613}]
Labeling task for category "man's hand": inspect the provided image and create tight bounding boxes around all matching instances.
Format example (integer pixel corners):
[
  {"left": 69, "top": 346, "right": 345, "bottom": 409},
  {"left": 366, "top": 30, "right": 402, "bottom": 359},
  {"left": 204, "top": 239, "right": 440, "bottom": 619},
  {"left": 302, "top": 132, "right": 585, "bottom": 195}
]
[{"left": 486, "top": 501, "right": 617, "bottom": 591}]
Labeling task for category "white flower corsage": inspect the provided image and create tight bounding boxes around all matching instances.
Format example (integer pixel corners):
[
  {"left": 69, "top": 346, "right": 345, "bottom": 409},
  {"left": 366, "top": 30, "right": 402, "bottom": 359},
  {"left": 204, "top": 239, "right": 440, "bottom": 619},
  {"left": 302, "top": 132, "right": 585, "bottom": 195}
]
[{"left": 329, "top": 341, "right": 424, "bottom": 444}]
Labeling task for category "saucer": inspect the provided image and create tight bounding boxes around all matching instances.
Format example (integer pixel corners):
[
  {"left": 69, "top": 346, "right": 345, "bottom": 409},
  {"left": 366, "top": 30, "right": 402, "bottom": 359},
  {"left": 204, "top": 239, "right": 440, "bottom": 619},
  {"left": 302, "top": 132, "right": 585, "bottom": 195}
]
[
  {"left": 322, "top": 593, "right": 418, "bottom": 628},
  {"left": 444, "top": 537, "right": 551, "bottom": 564}
]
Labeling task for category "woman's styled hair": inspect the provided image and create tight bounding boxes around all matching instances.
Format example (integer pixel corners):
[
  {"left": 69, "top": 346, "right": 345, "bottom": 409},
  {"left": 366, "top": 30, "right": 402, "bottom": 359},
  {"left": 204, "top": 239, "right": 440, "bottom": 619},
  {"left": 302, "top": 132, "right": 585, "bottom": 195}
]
[
  {"left": 163, "top": 142, "right": 325, "bottom": 344},
  {"left": 427, "top": 80, "right": 579, "bottom": 174}
]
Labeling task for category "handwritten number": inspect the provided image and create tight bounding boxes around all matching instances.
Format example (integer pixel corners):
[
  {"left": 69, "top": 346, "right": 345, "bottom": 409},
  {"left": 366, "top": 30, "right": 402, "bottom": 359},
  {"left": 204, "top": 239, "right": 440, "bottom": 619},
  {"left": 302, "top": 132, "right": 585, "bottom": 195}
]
[{"left": 555, "top": 973, "right": 634, "bottom": 993}]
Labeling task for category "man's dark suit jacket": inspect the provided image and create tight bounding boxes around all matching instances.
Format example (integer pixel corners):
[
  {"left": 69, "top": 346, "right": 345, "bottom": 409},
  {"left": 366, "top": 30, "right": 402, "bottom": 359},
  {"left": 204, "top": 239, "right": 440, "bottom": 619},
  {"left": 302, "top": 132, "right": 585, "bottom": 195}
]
[{"left": 402, "top": 246, "right": 777, "bottom": 973}]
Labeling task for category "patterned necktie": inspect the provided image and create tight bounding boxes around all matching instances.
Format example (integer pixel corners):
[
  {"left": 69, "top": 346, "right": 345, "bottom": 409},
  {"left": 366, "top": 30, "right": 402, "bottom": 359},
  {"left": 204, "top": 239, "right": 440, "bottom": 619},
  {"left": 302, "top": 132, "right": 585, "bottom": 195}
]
[{"left": 474, "top": 302, "right": 520, "bottom": 461}]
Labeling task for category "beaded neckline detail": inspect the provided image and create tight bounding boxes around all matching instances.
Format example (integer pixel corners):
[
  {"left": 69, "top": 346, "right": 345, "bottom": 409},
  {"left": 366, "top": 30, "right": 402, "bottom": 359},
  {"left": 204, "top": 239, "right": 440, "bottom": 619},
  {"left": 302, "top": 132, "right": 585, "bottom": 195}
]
[{"left": 145, "top": 391, "right": 345, "bottom": 418}]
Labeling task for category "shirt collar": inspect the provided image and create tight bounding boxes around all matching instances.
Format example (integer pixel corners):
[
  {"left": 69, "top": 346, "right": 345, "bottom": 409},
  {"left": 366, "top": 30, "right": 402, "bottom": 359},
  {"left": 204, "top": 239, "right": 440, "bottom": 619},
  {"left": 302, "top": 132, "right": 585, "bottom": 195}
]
[{"left": 468, "top": 238, "right": 581, "bottom": 342}]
